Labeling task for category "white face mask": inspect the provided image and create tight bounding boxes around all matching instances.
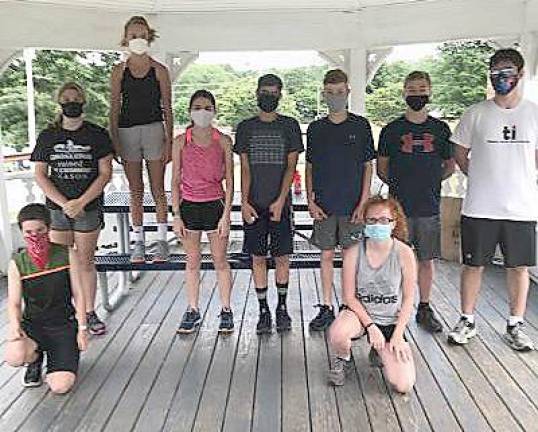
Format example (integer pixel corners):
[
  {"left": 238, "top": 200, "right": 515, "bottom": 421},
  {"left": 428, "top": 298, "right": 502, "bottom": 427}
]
[
  {"left": 191, "top": 109, "right": 215, "bottom": 128},
  {"left": 128, "top": 38, "right": 149, "bottom": 55}
]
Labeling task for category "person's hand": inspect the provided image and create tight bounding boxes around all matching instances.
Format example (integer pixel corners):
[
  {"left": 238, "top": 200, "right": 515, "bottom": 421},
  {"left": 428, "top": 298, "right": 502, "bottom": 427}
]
[
  {"left": 308, "top": 201, "right": 328, "bottom": 221},
  {"left": 269, "top": 197, "right": 285, "bottom": 222},
  {"left": 217, "top": 214, "right": 230, "bottom": 238},
  {"left": 7, "top": 325, "right": 26, "bottom": 342},
  {"left": 63, "top": 199, "right": 85, "bottom": 219},
  {"left": 388, "top": 333, "right": 410, "bottom": 363},
  {"left": 161, "top": 137, "right": 172, "bottom": 164},
  {"left": 351, "top": 202, "right": 365, "bottom": 224},
  {"left": 367, "top": 324, "right": 386, "bottom": 351},
  {"left": 173, "top": 217, "right": 186, "bottom": 239},
  {"left": 77, "top": 329, "right": 88, "bottom": 352},
  {"left": 242, "top": 202, "right": 258, "bottom": 225}
]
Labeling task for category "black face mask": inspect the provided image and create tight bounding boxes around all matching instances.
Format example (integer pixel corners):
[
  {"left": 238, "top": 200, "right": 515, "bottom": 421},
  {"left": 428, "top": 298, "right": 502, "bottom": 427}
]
[
  {"left": 257, "top": 93, "right": 279, "bottom": 113},
  {"left": 61, "top": 102, "right": 83, "bottom": 118},
  {"left": 405, "top": 95, "right": 429, "bottom": 112}
]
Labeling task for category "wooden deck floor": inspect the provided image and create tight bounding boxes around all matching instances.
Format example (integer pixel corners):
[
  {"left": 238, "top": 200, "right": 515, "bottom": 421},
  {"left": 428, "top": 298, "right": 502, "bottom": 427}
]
[{"left": 1, "top": 262, "right": 538, "bottom": 432}]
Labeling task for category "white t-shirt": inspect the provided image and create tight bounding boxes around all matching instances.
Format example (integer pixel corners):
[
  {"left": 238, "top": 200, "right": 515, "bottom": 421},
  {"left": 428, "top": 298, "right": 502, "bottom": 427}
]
[{"left": 452, "top": 98, "right": 538, "bottom": 221}]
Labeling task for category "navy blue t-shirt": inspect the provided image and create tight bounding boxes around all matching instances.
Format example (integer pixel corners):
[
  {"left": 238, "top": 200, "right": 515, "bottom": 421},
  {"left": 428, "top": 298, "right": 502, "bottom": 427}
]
[
  {"left": 306, "top": 114, "right": 375, "bottom": 216},
  {"left": 378, "top": 116, "right": 452, "bottom": 217}
]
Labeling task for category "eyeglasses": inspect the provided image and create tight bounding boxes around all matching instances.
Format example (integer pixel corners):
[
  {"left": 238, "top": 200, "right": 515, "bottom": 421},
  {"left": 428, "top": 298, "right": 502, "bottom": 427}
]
[{"left": 365, "top": 217, "right": 394, "bottom": 225}]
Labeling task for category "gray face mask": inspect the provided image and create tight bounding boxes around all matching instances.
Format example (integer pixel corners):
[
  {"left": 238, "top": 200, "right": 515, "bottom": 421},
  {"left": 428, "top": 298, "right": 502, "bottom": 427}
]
[{"left": 324, "top": 93, "right": 348, "bottom": 113}]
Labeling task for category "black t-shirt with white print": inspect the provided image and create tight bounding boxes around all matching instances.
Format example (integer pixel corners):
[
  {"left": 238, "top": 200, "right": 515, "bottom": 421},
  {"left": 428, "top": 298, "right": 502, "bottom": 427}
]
[{"left": 31, "top": 121, "right": 114, "bottom": 211}]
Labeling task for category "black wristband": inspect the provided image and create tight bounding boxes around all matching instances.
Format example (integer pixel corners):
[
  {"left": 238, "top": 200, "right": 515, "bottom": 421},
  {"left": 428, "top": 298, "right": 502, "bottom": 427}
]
[{"left": 365, "top": 322, "right": 375, "bottom": 330}]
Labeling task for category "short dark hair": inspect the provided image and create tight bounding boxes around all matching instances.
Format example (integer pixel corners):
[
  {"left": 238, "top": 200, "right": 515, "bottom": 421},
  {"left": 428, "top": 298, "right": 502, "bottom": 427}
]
[
  {"left": 17, "top": 203, "right": 51, "bottom": 229},
  {"left": 323, "top": 69, "right": 348, "bottom": 85},
  {"left": 257, "top": 74, "right": 283, "bottom": 91},
  {"left": 404, "top": 71, "right": 431, "bottom": 87},
  {"left": 490, "top": 48, "right": 525, "bottom": 71},
  {"left": 189, "top": 89, "right": 216, "bottom": 110}
]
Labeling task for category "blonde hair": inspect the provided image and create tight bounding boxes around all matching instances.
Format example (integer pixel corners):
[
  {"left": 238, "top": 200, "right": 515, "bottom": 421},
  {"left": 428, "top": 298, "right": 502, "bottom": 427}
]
[
  {"left": 51, "top": 81, "right": 86, "bottom": 129},
  {"left": 362, "top": 195, "right": 409, "bottom": 243},
  {"left": 121, "top": 15, "right": 158, "bottom": 46}
]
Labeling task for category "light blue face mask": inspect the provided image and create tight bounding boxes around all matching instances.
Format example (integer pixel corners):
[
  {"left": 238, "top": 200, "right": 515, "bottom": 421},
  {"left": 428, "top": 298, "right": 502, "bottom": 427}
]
[{"left": 363, "top": 224, "right": 393, "bottom": 241}]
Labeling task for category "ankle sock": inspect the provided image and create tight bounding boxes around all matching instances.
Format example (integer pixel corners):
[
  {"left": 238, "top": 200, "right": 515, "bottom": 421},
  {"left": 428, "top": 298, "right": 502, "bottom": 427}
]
[
  {"left": 132, "top": 226, "right": 144, "bottom": 243},
  {"left": 508, "top": 315, "right": 524, "bottom": 326},
  {"left": 276, "top": 281, "right": 288, "bottom": 307},
  {"left": 255, "top": 287, "right": 268, "bottom": 312},
  {"left": 462, "top": 314, "right": 475, "bottom": 325}
]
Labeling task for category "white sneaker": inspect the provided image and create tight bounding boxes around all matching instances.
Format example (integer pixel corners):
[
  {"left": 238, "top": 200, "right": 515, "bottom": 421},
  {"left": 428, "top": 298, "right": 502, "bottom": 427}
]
[
  {"left": 504, "top": 322, "right": 535, "bottom": 352},
  {"left": 447, "top": 317, "right": 477, "bottom": 345}
]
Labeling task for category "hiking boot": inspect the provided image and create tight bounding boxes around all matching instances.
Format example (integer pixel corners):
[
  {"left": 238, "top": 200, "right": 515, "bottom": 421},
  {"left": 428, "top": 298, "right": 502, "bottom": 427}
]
[
  {"left": 256, "top": 308, "right": 272, "bottom": 335},
  {"left": 152, "top": 240, "right": 170, "bottom": 263},
  {"left": 328, "top": 357, "right": 347, "bottom": 386},
  {"left": 218, "top": 309, "right": 234, "bottom": 334},
  {"left": 447, "top": 317, "right": 477, "bottom": 345},
  {"left": 504, "top": 322, "right": 535, "bottom": 352},
  {"left": 309, "top": 304, "right": 335, "bottom": 331},
  {"left": 177, "top": 308, "right": 202, "bottom": 334},
  {"left": 87, "top": 311, "right": 106, "bottom": 336},
  {"left": 368, "top": 348, "right": 383, "bottom": 368},
  {"left": 416, "top": 304, "right": 443, "bottom": 333},
  {"left": 22, "top": 352, "right": 43, "bottom": 388},
  {"left": 130, "top": 241, "right": 146, "bottom": 263},
  {"left": 275, "top": 304, "right": 292, "bottom": 333}
]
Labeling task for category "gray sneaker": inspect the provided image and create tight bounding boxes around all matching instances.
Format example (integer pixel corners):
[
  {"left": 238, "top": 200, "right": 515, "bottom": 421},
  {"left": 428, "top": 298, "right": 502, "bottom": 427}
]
[
  {"left": 328, "top": 357, "right": 347, "bottom": 386},
  {"left": 504, "top": 322, "right": 535, "bottom": 352},
  {"left": 447, "top": 316, "right": 477, "bottom": 345},
  {"left": 153, "top": 240, "right": 170, "bottom": 262},
  {"left": 130, "top": 241, "right": 146, "bottom": 263}
]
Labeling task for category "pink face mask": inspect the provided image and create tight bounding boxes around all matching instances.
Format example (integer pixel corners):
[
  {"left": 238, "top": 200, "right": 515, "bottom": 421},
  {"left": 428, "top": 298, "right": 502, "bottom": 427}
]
[{"left": 24, "top": 232, "right": 50, "bottom": 270}]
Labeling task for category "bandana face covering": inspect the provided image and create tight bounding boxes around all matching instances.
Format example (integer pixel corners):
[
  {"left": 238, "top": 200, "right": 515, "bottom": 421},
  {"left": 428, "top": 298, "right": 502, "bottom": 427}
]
[{"left": 25, "top": 232, "right": 50, "bottom": 270}]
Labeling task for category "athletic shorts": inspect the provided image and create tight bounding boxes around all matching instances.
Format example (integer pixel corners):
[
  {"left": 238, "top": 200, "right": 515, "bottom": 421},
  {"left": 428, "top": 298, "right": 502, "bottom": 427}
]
[
  {"left": 22, "top": 318, "right": 80, "bottom": 374},
  {"left": 118, "top": 121, "right": 165, "bottom": 162},
  {"left": 461, "top": 216, "right": 536, "bottom": 268},
  {"left": 243, "top": 204, "right": 293, "bottom": 257},
  {"left": 179, "top": 199, "right": 224, "bottom": 232},
  {"left": 50, "top": 208, "right": 103, "bottom": 233},
  {"left": 407, "top": 215, "right": 441, "bottom": 261},
  {"left": 310, "top": 215, "right": 362, "bottom": 250}
]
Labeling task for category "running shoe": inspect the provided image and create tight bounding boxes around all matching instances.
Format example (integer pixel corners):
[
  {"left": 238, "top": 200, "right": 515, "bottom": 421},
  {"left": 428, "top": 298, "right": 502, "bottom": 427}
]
[
  {"left": 22, "top": 352, "right": 43, "bottom": 388},
  {"left": 152, "top": 240, "right": 170, "bottom": 263},
  {"left": 256, "top": 308, "right": 272, "bottom": 335},
  {"left": 130, "top": 241, "right": 146, "bottom": 263},
  {"left": 275, "top": 304, "right": 292, "bottom": 333},
  {"left": 504, "top": 321, "right": 535, "bottom": 352},
  {"left": 177, "top": 308, "right": 202, "bottom": 334},
  {"left": 416, "top": 304, "right": 443, "bottom": 333},
  {"left": 447, "top": 316, "right": 476, "bottom": 345},
  {"left": 328, "top": 357, "right": 347, "bottom": 386},
  {"left": 218, "top": 309, "right": 234, "bottom": 334},
  {"left": 87, "top": 311, "right": 107, "bottom": 336},
  {"left": 309, "top": 304, "right": 335, "bottom": 332}
]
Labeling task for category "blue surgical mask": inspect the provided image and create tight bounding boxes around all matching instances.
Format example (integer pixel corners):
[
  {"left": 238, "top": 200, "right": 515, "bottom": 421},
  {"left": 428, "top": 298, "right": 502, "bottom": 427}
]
[{"left": 363, "top": 224, "right": 392, "bottom": 241}]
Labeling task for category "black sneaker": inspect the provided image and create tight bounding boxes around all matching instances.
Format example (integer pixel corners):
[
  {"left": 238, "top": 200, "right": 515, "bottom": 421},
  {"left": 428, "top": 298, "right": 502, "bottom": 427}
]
[
  {"left": 218, "top": 309, "right": 234, "bottom": 334},
  {"left": 256, "top": 308, "right": 272, "bottom": 335},
  {"left": 22, "top": 352, "right": 43, "bottom": 388},
  {"left": 87, "top": 311, "right": 106, "bottom": 336},
  {"left": 177, "top": 308, "right": 202, "bottom": 334},
  {"left": 309, "top": 304, "right": 335, "bottom": 331},
  {"left": 416, "top": 304, "right": 443, "bottom": 333},
  {"left": 275, "top": 304, "right": 292, "bottom": 333}
]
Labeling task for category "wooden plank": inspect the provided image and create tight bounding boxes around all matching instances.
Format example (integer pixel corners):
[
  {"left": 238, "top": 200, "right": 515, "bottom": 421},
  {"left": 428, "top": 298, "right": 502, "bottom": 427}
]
[
  {"left": 301, "top": 268, "right": 340, "bottom": 432},
  {"left": 281, "top": 268, "right": 311, "bottom": 432},
  {"left": 221, "top": 272, "right": 259, "bottom": 432},
  {"left": 132, "top": 271, "right": 217, "bottom": 432},
  {"left": 191, "top": 271, "right": 251, "bottom": 432}
]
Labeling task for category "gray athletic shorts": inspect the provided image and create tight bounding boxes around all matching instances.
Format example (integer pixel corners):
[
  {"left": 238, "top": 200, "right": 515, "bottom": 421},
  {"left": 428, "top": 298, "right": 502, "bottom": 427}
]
[
  {"left": 408, "top": 215, "right": 441, "bottom": 261},
  {"left": 118, "top": 121, "right": 165, "bottom": 162},
  {"left": 50, "top": 208, "right": 103, "bottom": 233},
  {"left": 310, "top": 215, "right": 362, "bottom": 250}
]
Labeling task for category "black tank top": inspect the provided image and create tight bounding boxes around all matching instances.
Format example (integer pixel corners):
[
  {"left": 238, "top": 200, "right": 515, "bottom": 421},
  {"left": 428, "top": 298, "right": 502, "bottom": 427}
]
[{"left": 119, "top": 65, "right": 163, "bottom": 128}]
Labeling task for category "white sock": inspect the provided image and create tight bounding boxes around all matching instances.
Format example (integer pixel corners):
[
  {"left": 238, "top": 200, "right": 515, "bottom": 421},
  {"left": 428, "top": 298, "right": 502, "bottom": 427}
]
[
  {"left": 157, "top": 223, "right": 168, "bottom": 241},
  {"left": 132, "top": 226, "right": 144, "bottom": 243},
  {"left": 462, "top": 314, "right": 475, "bottom": 324},
  {"left": 508, "top": 315, "right": 524, "bottom": 326}
]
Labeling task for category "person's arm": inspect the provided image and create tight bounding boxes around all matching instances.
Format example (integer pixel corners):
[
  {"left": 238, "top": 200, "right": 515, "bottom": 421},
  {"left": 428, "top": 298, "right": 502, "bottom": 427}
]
[
  {"left": 109, "top": 64, "right": 123, "bottom": 157},
  {"left": 34, "top": 162, "right": 68, "bottom": 207},
  {"left": 442, "top": 158, "right": 456, "bottom": 180},
  {"left": 454, "top": 144, "right": 470, "bottom": 175},
  {"left": 156, "top": 62, "right": 173, "bottom": 163},
  {"left": 7, "top": 260, "right": 24, "bottom": 341},
  {"left": 351, "top": 121, "right": 375, "bottom": 223},
  {"left": 171, "top": 134, "right": 186, "bottom": 238},
  {"left": 221, "top": 135, "right": 234, "bottom": 215},
  {"left": 277, "top": 151, "right": 299, "bottom": 203},
  {"left": 392, "top": 241, "right": 417, "bottom": 340},
  {"left": 305, "top": 161, "right": 314, "bottom": 204},
  {"left": 376, "top": 156, "right": 390, "bottom": 184}
]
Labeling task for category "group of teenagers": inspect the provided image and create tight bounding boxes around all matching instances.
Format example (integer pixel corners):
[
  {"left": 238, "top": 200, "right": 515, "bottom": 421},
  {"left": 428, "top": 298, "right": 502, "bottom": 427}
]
[{"left": 4, "top": 15, "right": 538, "bottom": 397}]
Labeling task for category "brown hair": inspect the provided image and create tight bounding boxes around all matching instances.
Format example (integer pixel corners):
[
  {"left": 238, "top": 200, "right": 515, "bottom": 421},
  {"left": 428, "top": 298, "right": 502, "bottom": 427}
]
[
  {"left": 404, "top": 70, "right": 431, "bottom": 88},
  {"left": 490, "top": 48, "right": 524, "bottom": 71},
  {"left": 51, "top": 81, "right": 86, "bottom": 129},
  {"left": 121, "top": 16, "right": 158, "bottom": 46},
  {"left": 362, "top": 195, "right": 409, "bottom": 242},
  {"left": 323, "top": 69, "right": 348, "bottom": 85}
]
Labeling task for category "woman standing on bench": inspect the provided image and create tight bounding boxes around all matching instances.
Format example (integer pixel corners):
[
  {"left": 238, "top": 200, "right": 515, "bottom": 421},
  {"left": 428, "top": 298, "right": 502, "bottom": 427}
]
[
  {"left": 109, "top": 15, "right": 173, "bottom": 263},
  {"left": 328, "top": 196, "right": 416, "bottom": 393},
  {"left": 172, "top": 90, "right": 234, "bottom": 334},
  {"left": 32, "top": 82, "right": 114, "bottom": 336},
  {"left": 5, "top": 204, "right": 88, "bottom": 391}
]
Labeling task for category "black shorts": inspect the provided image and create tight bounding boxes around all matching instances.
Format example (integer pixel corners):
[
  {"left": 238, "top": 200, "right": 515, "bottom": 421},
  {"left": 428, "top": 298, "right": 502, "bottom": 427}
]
[
  {"left": 461, "top": 216, "right": 536, "bottom": 268},
  {"left": 180, "top": 199, "right": 224, "bottom": 232},
  {"left": 243, "top": 204, "right": 293, "bottom": 257},
  {"left": 22, "top": 318, "right": 79, "bottom": 374}
]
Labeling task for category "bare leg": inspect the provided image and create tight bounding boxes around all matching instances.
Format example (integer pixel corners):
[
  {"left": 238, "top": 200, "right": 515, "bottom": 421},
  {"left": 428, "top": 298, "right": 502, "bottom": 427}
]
[
  {"left": 146, "top": 160, "right": 168, "bottom": 224},
  {"left": 320, "top": 250, "right": 335, "bottom": 305},
  {"left": 328, "top": 309, "right": 362, "bottom": 359},
  {"left": 5, "top": 337, "right": 39, "bottom": 367},
  {"left": 378, "top": 343, "right": 416, "bottom": 393},
  {"left": 252, "top": 255, "right": 268, "bottom": 289},
  {"left": 208, "top": 232, "right": 232, "bottom": 309},
  {"left": 418, "top": 260, "right": 434, "bottom": 303},
  {"left": 460, "top": 265, "right": 484, "bottom": 314},
  {"left": 123, "top": 161, "right": 145, "bottom": 227},
  {"left": 182, "top": 231, "right": 202, "bottom": 310},
  {"left": 72, "top": 230, "right": 100, "bottom": 313},
  {"left": 46, "top": 371, "right": 76, "bottom": 394},
  {"left": 274, "top": 255, "right": 289, "bottom": 286},
  {"left": 506, "top": 267, "right": 529, "bottom": 316}
]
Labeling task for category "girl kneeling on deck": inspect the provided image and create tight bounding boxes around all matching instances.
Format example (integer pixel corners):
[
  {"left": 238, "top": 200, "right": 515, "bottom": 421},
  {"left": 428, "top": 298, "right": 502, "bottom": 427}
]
[
  {"left": 171, "top": 90, "right": 234, "bottom": 334},
  {"left": 328, "top": 196, "right": 416, "bottom": 393},
  {"left": 5, "top": 204, "right": 88, "bottom": 392}
]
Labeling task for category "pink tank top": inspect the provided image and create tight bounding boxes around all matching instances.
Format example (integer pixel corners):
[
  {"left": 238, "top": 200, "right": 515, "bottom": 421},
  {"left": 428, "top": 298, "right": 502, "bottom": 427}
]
[{"left": 180, "top": 127, "right": 225, "bottom": 202}]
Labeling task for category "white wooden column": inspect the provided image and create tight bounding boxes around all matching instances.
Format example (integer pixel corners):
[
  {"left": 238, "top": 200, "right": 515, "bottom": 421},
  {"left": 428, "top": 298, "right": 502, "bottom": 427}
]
[
  {"left": 24, "top": 48, "right": 36, "bottom": 148},
  {"left": 345, "top": 48, "right": 367, "bottom": 114}
]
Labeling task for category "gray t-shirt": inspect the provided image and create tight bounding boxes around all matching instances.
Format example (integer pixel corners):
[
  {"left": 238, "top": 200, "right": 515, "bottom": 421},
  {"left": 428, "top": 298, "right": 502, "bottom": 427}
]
[{"left": 234, "top": 115, "right": 304, "bottom": 209}]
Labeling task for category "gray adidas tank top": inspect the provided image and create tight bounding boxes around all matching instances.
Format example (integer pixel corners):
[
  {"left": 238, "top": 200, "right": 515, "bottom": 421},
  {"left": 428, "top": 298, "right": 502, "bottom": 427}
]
[{"left": 355, "top": 240, "right": 402, "bottom": 326}]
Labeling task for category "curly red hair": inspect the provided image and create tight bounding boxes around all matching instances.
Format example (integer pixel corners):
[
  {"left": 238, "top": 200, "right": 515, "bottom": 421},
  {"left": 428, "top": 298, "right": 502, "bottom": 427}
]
[{"left": 362, "top": 195, "right": 409, "bottom": 243}]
